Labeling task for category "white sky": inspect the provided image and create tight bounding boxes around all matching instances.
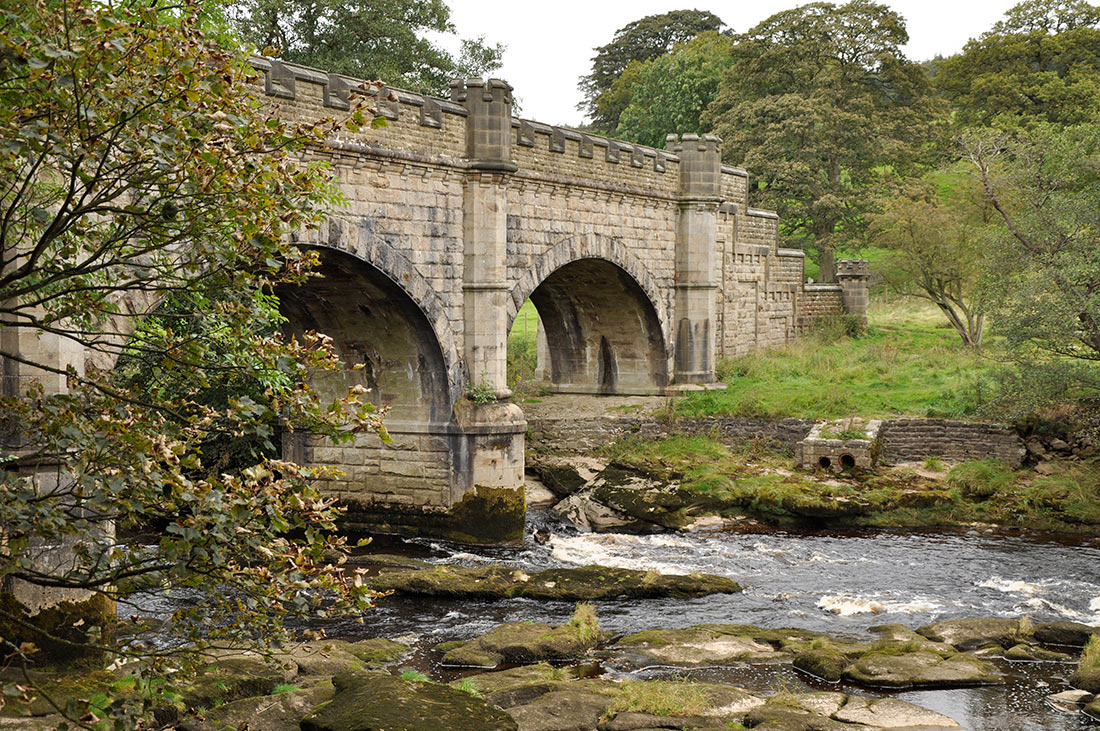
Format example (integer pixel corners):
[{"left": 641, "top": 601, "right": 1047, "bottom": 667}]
[{"left": 431, "top": 1, "right": 1020, "bottom": 125}]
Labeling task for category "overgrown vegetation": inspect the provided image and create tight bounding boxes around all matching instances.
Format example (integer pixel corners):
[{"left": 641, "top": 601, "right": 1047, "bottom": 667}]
[
  {"left": 1081, "top": 635, "right": 1100, "bottom": 670},
  {"left": 675, "top": 301, "right": 992, "bottom": 420},
  {"left": 507, "top": 300, "right": 540, "bottom": 393},
  {"left": 604, "top": 679, "right": 710, "bottom": 719},
  {"left": 604, "top": 435, "right": 1100, "bottom": 533}
]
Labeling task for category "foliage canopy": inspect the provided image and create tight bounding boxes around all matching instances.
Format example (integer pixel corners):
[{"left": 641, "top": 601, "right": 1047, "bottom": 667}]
[{"left": 0, "top": 0, "right": 384, "bottom": 720}]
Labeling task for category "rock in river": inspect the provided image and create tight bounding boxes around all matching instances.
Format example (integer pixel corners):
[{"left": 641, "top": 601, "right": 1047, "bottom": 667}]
[{"left": 370, "top": 564, "right": 740, "bottom": 601}]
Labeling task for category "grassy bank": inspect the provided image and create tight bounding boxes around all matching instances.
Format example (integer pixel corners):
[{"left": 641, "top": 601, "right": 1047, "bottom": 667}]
[
  {"left": 603, "top": 435, "right": 1100, "bottom": 533},
  {"left": 674, "top": 300, "right": 994, "bottom": 421}
]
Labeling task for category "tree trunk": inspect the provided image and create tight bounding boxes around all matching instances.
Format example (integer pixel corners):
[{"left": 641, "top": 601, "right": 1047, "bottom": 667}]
[{"left": 818, "top": 245, "right": 836, "bottom": 283}]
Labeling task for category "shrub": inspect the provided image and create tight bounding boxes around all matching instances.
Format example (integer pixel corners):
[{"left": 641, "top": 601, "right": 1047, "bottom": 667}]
[{"left": 947, "top": 459, "right": 1015, "bottom": 499}]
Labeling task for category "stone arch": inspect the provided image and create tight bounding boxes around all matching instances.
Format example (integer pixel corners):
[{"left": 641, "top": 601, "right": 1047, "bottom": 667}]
[
  {"left": 509, "top": 235, "right": 670, "bottom": 395},
  {"left": 278, "top": 245, "right": 459, "bottom": 425},
  {"left": 508, "top": 234, "right": 671, "bottom": 345},
  {"left": 294, "top": 227, "right": 464, "bottom": 409}
]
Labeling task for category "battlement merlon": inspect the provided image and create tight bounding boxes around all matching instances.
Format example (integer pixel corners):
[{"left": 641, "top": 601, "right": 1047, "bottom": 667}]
[
  {"left": 666, "top": 133, "right": 722, "bottom": 200},
  {"left": 451, "top": 78, "right": 516, "bottom": 172}
]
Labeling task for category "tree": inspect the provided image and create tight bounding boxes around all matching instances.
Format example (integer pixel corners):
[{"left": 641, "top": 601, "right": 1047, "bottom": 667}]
[
  {"left": 579, "top": 9, "right": 725, "bottom": 132},
  {"left": 615, "top": 32, "right": 735, "bottom": 148},
  {"left": 870, "top": 169, "right": 992, "bottom": 347},
  {"left": 965, "top": 123, "right": 1100, "bottom": 408},
  {"left": 937, "top": 0, "right": 1100, "bottom": 127},
  {"left": 705, "top": 0, "right": 941, "bottom": 281},
  {"left": 1, "top": 0, "right": 384, "bottom": 722},
  {"left": 229, "top": 0, "right": 504, "bottom": 95}
]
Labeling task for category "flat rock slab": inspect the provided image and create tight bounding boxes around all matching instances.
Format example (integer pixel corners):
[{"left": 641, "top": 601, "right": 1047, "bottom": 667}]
[
  {"left": 507, "top": 689, "right": 613, "bottom": 731},
  {"left": 834, "top": 696, "right": 960, "bottom": 727},
  {"left": 1034, "top": 621, "right": 1099, "bottom": 647},
  {"left": 440, "top": 620, "right": 606, "bottom": 667},
  {"left": 182, "top": 682, "right": 334, "bottom": 731},
  {"left": 300, "top": 672, "right": 516, "bottom": 731},
  {"left": 915, "top": 618, "right": 1023, "bottom": 651},
  {"left": 371, "top": 564, "right": 740, "bottom": 601},
  {"left": 844, "top": 650, "right": 1002, "bottom": 689},
  {"left": 613, "top": 624, "right": 823, "bottom": 667}
]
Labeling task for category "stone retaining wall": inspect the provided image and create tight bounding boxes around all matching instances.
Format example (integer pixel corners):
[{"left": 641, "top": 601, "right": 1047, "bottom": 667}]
[
  {"left": 529, "top": 413, "right": 1026, "bottom": 467},
  {"left": 880, "top": 419, "right": 1026, "bottom": 468}
]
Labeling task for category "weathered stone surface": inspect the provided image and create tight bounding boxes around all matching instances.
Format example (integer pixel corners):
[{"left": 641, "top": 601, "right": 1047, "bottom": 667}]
[
  {"left": 372, "top": 564, "right": 740, "bottom": 601},
  {"left": 1047, "top": 688, "right": 1095, "bottom": 712},
  {"left": 181, "top": 682, "right": 334, "bottom": 731},
  {"left": 300, "top": 672, "right": 517, "bottom": 731},
  {"left": 915, "top": 618, "right": 1023, "bottom": 651},
  {"left": 1086, "top": 697, "right": 1100, "bottom": 721},
  {"left": 1034, "top": 621, "right": 1099, "bottom": 647},
  {"left": 527, "top": 455, "right": 607, "bottom": 499},
  {"left": 843, "top": 650, "right": 1002, "bottom": 689},
  {"left": 1004, "top": 643, "right": 1073, "bottom": 662},
  {"left": 1071, "top": 667, "right": 1100, "bottom": 694},
  {"left": 440, "top": 620, "right": 606, "bottom": 667},
  {"left": 832, "top": 696, "right": 960, "bottom": 727},
  {"left": 614, "top": 625, "right": 821, "bottom": 667},
  {"left": 506, "top": 690, "right": 613, "bottom": 731},
  {"left": 793, "top": 648, "right": 848, "bottom": 682},
  {"left": 181, "top": 657, "right": 291, "bottom": 710}
]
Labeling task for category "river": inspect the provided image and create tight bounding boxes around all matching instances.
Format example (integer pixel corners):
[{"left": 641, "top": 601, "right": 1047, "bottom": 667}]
[{"left": 329, "top": 511, "right": 1100, "bottom": 730}]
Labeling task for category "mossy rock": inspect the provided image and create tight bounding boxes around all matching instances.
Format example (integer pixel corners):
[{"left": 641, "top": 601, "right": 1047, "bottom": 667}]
[
  {"left": 505, "top": 689, "right": 612, "bottom": 731},
  {"left": 1085, "top": 697, "right": 1100, "bottom": 721},
  {"left": 614, "top": 625, "right": 821, "bottom": 667},
  {"left": 1034, "top": 621, "right": 1099, "bottom": 647},
  {"left": 793, "top": 648, "right": 847, "bottom": 682},
  {"left": 1072, "top": 667, "right": 1100, "bottom": 694},
  {"left": 180, "top": 657, "right": 289, "bottom": 710},
  {"left": 441, "top": 620, "right": 606, "bottom": 667},
  {"left": 744, "top": 703, "right": 854, "bottom": 731},
  {"left": 300, "top": 671, "right": 517, "bottom": 731},
  {"left": 1004, "top": 643, "right": 1074, "bottom": 662},
  {"left": 0, "top": 592, "right": 116, "bottom": 669},
  {"left": 0, "top": 669, "right": 119, "bottom": 718},
  {"left": 179, "top": 681, "right": 334, "bottom": 731},
  {"left": 843, "top": 650, "right": 1002, "bottom": 689},
  {"left": 915, "top": 617, "right": 1023, "bottom": 651},
  {"left": 370, "top": 564, "right": 739, "bottom": 601}
]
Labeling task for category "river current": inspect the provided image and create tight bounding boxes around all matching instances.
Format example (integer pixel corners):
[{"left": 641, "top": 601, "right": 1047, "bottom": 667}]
[{"left": 333, "top": 512, "right": 1100, "bottom": 731}]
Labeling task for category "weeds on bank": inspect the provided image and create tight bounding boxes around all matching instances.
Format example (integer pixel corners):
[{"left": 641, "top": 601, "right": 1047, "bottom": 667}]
[
  {"left": 1080, "top": 636, "right": 1100, "bottom": 670},
  {"left": 604, "top": 679, "right": 710, "bottom": 718},
  {"left": 568, "top": 602, "right": 601, "bottom": 645}
]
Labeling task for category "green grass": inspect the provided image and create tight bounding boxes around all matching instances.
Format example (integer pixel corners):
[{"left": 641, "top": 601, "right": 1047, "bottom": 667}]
[
  {"left": 271, "top": 683, "right": 301, "bottom": 694},
  {"left": 567, "top": 602, "right": 602, "bottom": 644},
  {"left": 399, "top": 670, "right": 430, "bottom": 682},
  {"left": 674, "top": 300, "right": 993, "bottom": 420},
  {"left": 456, "top": 678, "right": 484, "bottom": 697},
  {"left": 508, "top": 299, "right": 540, "bottom": 391},
  {"left": 947, "top": 459, "right": 1014, "bottom": 499},
  {"left": 1080, "top": 635, "right": 1100, "bottom": 670},
  {"left": 604, "top": 679, "right": 710, "bottom": 719}
]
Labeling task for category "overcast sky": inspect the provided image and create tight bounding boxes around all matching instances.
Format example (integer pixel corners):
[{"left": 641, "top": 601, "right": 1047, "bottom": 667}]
[{"left": 429, "top": 1, "right": 1020, "bottom": 125}]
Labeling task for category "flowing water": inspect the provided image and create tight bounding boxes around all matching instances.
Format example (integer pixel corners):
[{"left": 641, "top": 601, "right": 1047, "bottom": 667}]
[{"left": 324, "top": 511, "right": 1100, "bottom": 731}]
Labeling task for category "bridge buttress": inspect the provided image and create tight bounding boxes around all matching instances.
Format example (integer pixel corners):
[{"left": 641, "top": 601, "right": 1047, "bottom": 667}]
[{"left": 668, "top": 133, "right": 722, "bottom": 385}]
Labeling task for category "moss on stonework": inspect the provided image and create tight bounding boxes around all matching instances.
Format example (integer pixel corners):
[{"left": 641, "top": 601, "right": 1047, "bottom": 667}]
[
  {"left": 441, "top": 485, "right": 526, "bottom": 544},
  {"left": 0, "top": 591, "right": 116, "bottom": 669},
  {"left": 340, "top": 485, "right": 526, "bottom": 545}
]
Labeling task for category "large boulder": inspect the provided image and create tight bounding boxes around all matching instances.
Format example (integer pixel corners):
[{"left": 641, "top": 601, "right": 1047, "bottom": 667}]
[
  {"left": 1072, "top": 666, "right": 1100, "bottom": 694},
  {"left": 506, "top": 690, "right": 613, "bottom": 731},
  {"left": 613, "top": 625, "right": 822, "bottom": 667},
  {"left": 180, "top": 682, "right": 334, "bottom": 731},
  {"left": 440, "top": 618, "right": 606, "bottom": 667},
  {"left": 300, "top": 672, "right": 516, "bottom": 731},
  {"left": 371, "top": 564, "right": 740, "bottom": 601},
  {"left": 1034, "top": 621, "right": 1099, "bottom": 647},
  {"left": 527, "top": 455, "right": 607, "bottom": 499},
  {"left": 832, "top": 696, "right": 961, "bottom": 727},
  {"left": 915, "top": 618, "right": 1023, "bottom": 651},
  {"left": 843, "top": 650, "right": 1002, "bottom": 689}
]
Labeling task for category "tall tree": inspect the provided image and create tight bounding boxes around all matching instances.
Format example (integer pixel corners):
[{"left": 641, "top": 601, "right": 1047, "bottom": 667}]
[
  {"left": 870, "top": 169, "right": 993, "bottom": 347},
  {"left": 706, "top": 0, "right": 940, "bottom": 281},
  {"left": 937, "top": 0, "right": 1100, "bottom": 127},
  {"left": 966, "top": 124, "right": 1100, "bottom": 409},
  {"left": 0, "top": 0, "right": 382, "bottom": 721},
  {"left": 579, "top": 9, "right": 725, "bottom": 133},
  {"left": 230, "top": 0, "right": 504, "bottom": 94},
  {"left": 615, "top": 32, "right": 735, "bottom": 148}
]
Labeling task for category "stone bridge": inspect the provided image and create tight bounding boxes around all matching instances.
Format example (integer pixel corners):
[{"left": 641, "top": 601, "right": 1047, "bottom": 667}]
[{"left": 6, "top": 58, "right": 870, "bottom": 544}]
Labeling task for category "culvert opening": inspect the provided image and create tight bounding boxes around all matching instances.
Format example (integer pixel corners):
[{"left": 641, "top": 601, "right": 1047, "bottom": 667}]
[
  {"left": 840, "top": 454, "right": 856, "bottom": 470},
  {"left": 818, "top": 456, "right": 832, "bottom": 470}
]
